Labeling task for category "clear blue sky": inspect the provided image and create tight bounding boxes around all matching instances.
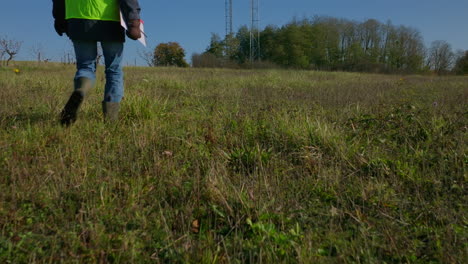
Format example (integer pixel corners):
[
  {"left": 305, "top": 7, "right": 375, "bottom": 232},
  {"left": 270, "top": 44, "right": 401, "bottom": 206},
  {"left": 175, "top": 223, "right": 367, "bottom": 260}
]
[{"left": 1, "top": 0, "right": 467, "bottom": 65}]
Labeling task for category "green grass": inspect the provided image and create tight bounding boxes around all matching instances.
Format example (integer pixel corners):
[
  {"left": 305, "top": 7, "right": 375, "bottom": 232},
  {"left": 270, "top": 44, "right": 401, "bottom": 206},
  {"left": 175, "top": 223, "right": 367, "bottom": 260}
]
[{"left": 0, "top": 62, "right": 467, "bottom": 263}]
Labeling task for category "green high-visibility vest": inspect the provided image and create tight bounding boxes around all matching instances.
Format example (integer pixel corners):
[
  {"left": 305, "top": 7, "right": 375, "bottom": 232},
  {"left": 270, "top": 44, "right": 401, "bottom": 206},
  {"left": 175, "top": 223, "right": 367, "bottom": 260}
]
[{"left": 65, "top": 0, "right": 120, "bottom": 22}]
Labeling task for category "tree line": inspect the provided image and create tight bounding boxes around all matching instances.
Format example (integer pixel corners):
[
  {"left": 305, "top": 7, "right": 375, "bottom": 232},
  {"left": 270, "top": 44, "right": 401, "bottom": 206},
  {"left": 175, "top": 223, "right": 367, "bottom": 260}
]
[
  {"left": 192, "top": 16, "right": 468, "bottom": 75},
  {"left": 2, "top": 16, "right": 468, "bottom": 75}
]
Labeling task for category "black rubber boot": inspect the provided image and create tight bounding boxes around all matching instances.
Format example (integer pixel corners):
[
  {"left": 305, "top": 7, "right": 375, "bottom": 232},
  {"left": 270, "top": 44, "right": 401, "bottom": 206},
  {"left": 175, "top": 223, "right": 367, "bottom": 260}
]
[
  {"left": 102, "top": 102, "right": 120, "bottom": 122},
  {"left": 60, "top": 78, "right": 93, "bottom": 126}
]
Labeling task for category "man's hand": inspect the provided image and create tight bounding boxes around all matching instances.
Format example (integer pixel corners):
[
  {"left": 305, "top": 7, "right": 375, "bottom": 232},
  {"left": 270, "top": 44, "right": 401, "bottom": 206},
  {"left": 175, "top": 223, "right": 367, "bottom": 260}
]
[
  {"left": 54, "top": 19, "right": 67, "bottom": 36},
  {"left": 126, "top": 19, "right": 141, "bottom": 40}
]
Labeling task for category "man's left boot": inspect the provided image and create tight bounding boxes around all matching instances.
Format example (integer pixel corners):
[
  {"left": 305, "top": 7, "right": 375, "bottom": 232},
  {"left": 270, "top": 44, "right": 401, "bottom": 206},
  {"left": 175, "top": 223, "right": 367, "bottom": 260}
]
[
  {"left": 102, "top": 102, "right": 120, "bottom": 122},
  {"left": 60, "top": 77, "right": 93, "bottom": 126}
]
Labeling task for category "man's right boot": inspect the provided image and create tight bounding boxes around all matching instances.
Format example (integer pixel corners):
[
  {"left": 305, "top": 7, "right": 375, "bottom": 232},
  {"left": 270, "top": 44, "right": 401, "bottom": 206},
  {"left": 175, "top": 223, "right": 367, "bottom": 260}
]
[
  {"left": 60, "top": 77, "right": 93, "bottom": 126},
  {"left": 102, "top": 102, "right": 120, "bottom": 122}
]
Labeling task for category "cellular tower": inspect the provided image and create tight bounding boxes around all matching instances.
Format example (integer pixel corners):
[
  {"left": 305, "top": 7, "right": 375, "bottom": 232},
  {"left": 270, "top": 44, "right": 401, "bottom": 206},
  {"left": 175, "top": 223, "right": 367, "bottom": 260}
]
[
  {"left": 250, "top": 0, "right": 260, "bottom": 63},
  {"left": 225, "top": 0, "right": 260, "bottom": 63},
  {"left": 225, "top": 0, "right": 233, "bottom": 37}
]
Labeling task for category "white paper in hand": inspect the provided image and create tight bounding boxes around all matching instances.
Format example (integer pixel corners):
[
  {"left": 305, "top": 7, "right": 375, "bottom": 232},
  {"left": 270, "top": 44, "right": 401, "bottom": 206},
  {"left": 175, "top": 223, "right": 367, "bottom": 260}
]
[
  {"left": 120, "top": 12, "right": 147, "bottom": 47},
  {"left": 138, "top": 21, "right": 147, "bottom": 47}
]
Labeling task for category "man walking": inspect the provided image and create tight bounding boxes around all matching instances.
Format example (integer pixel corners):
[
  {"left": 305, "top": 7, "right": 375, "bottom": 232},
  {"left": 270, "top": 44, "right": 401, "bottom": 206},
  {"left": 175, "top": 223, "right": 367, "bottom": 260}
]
[{"left": 52, "top": 0, "right": 142, "bottom": 125}]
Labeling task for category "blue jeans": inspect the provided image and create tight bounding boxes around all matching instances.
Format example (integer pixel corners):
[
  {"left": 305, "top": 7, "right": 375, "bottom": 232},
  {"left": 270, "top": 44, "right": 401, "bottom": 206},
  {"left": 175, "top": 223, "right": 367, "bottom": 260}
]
[{"left": 72, "top": 40, "right": 124, "bottom": 103}]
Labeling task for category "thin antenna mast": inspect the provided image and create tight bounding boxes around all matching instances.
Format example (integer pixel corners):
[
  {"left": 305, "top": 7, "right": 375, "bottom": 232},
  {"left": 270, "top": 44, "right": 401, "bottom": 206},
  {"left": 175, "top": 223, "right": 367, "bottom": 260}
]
[{"left": 250, "top": 0, "right": 260, "bottom": 64}]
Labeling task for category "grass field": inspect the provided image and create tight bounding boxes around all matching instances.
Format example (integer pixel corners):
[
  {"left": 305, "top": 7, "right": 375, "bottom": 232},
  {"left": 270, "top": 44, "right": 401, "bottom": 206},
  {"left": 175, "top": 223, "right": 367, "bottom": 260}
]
[{"left": 0, "top": 63, "right": 466, "bottom": 263}]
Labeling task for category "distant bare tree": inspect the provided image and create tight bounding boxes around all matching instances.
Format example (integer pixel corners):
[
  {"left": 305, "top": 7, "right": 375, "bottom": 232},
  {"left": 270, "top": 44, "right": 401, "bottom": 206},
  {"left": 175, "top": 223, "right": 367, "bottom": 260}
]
[
  {"left": 453, "top": 49, "right": 465, "bottom": 64},
  {"left": 0, "top": 36, "right": 6, "bottom": 66},
  {"left": 0, "top": 36, "right": 22, "bottom": 66},
  {"left": 0, "top": 49, "right": 5, "bottom": 65},
  {"left": 428, "top": 40, "right": 454, "bottom": 74},
  {"left": 30, "top": 43, "right": 45, "bottom": 64},
  {"left": 60, "top": 40, "right": 75, "bottom": 64},
  {"left": 61, "top": 50, "right": 74, "bottom": 64},
  {"left": 138, "top": 47, "right": 155, "bottom": 66}
]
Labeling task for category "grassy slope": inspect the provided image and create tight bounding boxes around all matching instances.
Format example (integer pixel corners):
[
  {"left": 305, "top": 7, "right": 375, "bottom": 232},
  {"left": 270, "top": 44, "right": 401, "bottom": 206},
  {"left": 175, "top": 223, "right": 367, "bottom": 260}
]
[{"left": 0, "top": 63, "right": 466, "bottom": 263}]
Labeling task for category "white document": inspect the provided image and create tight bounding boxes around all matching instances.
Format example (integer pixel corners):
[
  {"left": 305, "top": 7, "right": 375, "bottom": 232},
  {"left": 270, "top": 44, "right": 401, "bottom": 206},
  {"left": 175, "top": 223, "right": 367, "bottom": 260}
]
[{"left": 120, "top": 12, "right": 147, "bottom": 47}]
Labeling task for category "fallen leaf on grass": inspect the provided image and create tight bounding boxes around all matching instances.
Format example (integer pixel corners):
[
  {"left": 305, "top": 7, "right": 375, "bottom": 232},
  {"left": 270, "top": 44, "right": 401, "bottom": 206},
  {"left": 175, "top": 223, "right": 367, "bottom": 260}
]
[
  {"left": 163, "top": 151, "right": 173, "bottom": 157},
  {"left": 191, "top": 219, "right": 200, "bottom": 233}
]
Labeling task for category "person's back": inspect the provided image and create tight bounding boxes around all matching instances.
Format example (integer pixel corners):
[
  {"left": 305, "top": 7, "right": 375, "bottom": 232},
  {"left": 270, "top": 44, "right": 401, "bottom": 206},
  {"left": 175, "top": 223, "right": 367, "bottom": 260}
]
[{"left": 52, "top": 0, "right": 142, "bottom": 125}]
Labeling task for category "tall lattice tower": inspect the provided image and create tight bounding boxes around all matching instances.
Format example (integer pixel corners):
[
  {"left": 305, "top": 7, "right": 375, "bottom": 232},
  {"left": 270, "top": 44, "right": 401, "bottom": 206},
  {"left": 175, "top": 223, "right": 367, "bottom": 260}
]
[
  {"left": 250, "top": 0, "right": 260, "bottom": 63},
  {"left": 225, "top": 0, "right": 233, "bottom": 37}
]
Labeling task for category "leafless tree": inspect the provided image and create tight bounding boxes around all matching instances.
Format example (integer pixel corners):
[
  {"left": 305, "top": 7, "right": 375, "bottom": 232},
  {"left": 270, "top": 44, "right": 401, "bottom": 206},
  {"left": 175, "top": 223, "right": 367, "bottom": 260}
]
[
  {"left": 0, "top": 36, "right": 22, "bottom": 66},
  {"left": 453, "top": 49, "right": 465, "bottom": 63},
  {"left": 30, "top": 43, "right": 45, "bottom": 64},
  {"left": 0, "top": 36, "right": 5, "bottom": 66},
  {"left": 0, "top": 49, "right": 5, "bottom": 65},
  {"left": 60, "top": 40, "right": 76, "bottom": 64},
  {"left": 61, "top": 51, "right": 71, "bottom": 64},
  {"left": 428, "top": 40, "right": 454, "bottom": 74},
  {"left": 61, "top": 49, "right": 76, "bottom": 64},
  {"left": 138, "top": 47, "right": 155, "bottom": 66}
]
